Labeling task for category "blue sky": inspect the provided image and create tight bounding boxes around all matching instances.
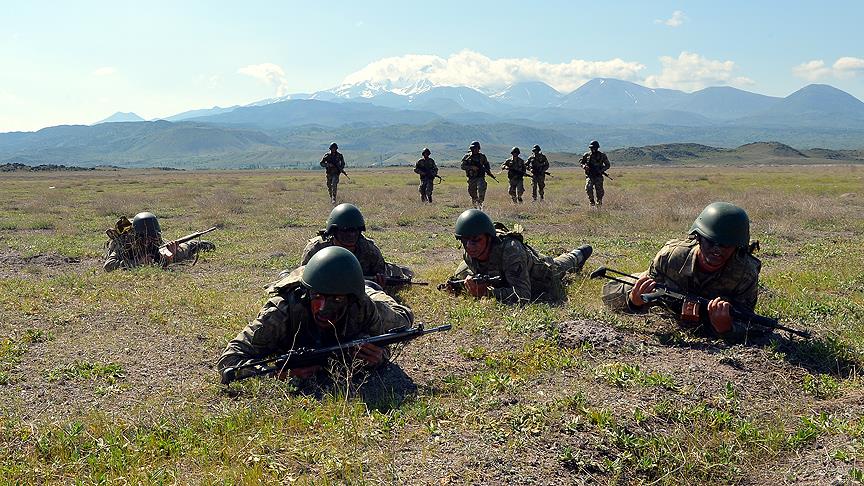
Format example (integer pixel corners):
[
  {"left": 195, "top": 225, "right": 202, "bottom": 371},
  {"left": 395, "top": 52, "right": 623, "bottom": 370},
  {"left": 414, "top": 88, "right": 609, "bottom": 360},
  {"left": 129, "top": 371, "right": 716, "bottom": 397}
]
[{"left": 1, "top": 0, "right": 862, "bottom": 132}]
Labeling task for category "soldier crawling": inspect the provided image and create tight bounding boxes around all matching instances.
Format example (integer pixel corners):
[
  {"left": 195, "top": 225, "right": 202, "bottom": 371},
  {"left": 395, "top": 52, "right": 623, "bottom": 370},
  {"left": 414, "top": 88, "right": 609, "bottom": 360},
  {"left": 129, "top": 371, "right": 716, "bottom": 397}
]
[
  {"left": 443, "top": 209, "right": 593, "bottom": 305},
  {"left": 601, "top": 202, "right": 762, "bottom": 338},
  {"left": 103, "top": 212, "right": 215, "bottom": 272}
]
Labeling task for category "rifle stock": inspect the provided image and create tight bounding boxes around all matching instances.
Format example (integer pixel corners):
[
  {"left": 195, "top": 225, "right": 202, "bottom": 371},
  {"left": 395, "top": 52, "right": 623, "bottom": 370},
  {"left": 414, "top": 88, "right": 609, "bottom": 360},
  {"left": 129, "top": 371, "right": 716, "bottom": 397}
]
[{"left": 221, "top": 324, "right": 451, "bottom": 384}]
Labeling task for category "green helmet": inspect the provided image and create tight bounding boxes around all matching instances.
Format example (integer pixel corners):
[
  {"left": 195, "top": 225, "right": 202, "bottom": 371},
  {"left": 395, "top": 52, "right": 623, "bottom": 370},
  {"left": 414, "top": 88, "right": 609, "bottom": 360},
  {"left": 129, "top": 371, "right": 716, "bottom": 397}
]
[
  {"left": 326, "top": 203, "right": 366, "bottom": 233},
  {"left": 469, "top": 141, "right": 480, "bottom": 149},
  {"left": 589, "top": 140, "right": 600, "bottom": 149},
  {"left": 454, "top": 209, "right": 495, "bottom": 239},
  {"left": 532, "top": 144, "right": 541, "bottom": 152},
  {"left": 301, "top": 246, "right": 365, "bottom": 297},
  {"left": 329, "top": 142, "right": 338, "bottom": 149},
  {"left": 689, "top": 202, "right": 750, "bottom": 247},
  {"left": 511, "top": 147, "right": 520, "bottom": 155},
  {"left": 422, "top": 147, "right": 431, "bottom": 156},
  {"left": 131, "top": 212, "right": 160, "bottom": 237}
]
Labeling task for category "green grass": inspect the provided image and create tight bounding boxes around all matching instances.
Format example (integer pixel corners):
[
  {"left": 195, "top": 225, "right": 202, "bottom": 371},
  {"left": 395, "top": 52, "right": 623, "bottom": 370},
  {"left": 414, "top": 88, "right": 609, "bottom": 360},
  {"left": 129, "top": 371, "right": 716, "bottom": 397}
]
[{"left": 1, "top": 166, "right": 863, "bottom": 483}]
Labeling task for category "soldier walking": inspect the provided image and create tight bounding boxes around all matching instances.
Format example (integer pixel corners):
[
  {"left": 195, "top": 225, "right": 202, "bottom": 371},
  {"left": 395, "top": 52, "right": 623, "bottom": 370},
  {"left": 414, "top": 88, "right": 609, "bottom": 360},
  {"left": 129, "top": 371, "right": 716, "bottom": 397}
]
[
  {"left": 460, "top": 141, "right": 494, "bottom": 209},
  {"left": 501, "top": 147, "right": 527, "bottom": 204},
  {"left": 320, "top": 142, "right": 346, "bottom": 205},
  {"left": 579, "top": 140, "right": 610, "bottom": 206},
  {"left": 414, "top": 147, "right": 439, "bottom": 203},
  {"left": 527, "top": 144, "right": 549, "bottom": 201}
]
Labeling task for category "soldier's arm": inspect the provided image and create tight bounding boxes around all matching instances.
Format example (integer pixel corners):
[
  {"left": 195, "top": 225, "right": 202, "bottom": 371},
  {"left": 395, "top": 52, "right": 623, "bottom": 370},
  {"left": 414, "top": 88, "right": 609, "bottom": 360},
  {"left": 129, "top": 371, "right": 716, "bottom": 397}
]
[
  {"left": 337, "top": 154, "right": 345, "bottom": 170},
  {"left": 103, "top": 240, "right": 125, "bottom": 272},
  {"left": 366, "top": 240, "right": 387, "bottom": 276},
  {"left": 429, "top": 159, "right": 438, "bottom": 176},
  {"left": 540, "top": 155, "right": 550, "bottom": 171},
  {"left": 460, "top": 154, "right": 471, "bottom": 170},
  {"left": 602, "top": 153, "right": 611, "bottom": 171},
  {"left": 320, "top": 154, "right": 329, "bottom": 168},
  {"left": 216, "top": 296, "right": 293, "bottom": 373},
  {"left": 490, "top": 240, "right": 532, "bottom": 305},
  {"left": 413, "top": 160, "right": 423, "bottom": 174}
]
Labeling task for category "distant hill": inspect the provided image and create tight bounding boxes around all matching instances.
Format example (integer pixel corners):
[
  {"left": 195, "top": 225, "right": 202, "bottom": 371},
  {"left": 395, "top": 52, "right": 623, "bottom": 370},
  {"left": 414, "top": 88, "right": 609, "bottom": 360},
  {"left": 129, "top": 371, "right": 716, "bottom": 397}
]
[
  {"left": 95, "top": 112, "right": 145, "bottom": 124},
  {"left": 602, "top": 141, "right": 862, "bottom": 166}
]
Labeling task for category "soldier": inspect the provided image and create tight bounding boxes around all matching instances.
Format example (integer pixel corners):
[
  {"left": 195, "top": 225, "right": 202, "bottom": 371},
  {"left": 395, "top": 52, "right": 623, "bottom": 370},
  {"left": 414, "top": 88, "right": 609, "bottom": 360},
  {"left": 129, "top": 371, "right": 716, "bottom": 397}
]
[
  {"left": 217, "top": 247, "right": 414, "bottom": 382},
  {"left": 501, "top": 147, "right": 527, "bottom": 204},
  {"left": 446, "top": 209, "right": 593, "bottom": 305},
  {"left": 320, "top": 142, "right": 346, "bottom": 205},
  {"left": 460, "top": 141, "right": 493, "bottom": 209},
  {"left": 527, "top": 144, "right": 549, "bottom": 201},
  {"left": 103, "top": 212, "right": 215, "bottom": 272},
  {"left": 579, "top": 140, "right": 610, "bottom": 206},
  {"left": 301, "top": 203, "right": 386, "bottom": 280},
  {"left": 414, "top": 147, "right": 439, "bottom": 203},
  {"left": 601, "top": 202, "right": 761, "bottom": 337}
]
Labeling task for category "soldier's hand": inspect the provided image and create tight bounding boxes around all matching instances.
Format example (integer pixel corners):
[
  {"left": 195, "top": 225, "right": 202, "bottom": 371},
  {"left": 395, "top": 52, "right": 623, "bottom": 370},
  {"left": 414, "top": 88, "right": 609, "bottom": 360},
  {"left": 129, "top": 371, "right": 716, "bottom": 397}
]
[
  {"left": 354, "top": 343, "right": 385, "bottom": 366},
  {"left": 282, "top": 366, "right": 321, "bottom": 379},
  {"left": 464, "top": 276, "right": 488, "bottom": 298},
  {"left": 707, "top": 297, "right": 733, "bottom": 334},
  {"left": 159, "top": 240, "right": 180, "bottom": 262},
  {"left": 628, "top": 276, "right": 656, "bottom": 307}
]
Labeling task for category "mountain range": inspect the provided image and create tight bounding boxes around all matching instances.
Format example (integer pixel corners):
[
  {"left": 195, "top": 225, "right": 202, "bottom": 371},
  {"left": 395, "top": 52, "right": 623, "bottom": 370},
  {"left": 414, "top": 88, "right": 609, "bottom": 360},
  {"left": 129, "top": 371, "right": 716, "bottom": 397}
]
[{"left": 3, "top": 78, "right": 864, "bottom": 168}]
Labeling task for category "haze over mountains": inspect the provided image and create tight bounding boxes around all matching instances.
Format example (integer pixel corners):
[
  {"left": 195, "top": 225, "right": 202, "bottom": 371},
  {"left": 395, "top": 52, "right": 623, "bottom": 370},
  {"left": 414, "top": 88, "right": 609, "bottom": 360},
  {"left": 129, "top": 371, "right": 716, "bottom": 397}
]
[{"left": 3, "top": 78, "right": 864, "bottom": 169}]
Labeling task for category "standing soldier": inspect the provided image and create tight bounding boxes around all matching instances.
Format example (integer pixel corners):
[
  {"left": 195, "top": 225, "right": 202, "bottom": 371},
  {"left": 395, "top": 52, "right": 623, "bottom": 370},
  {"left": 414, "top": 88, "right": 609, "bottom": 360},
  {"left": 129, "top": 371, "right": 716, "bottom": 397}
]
[
  {"left": 527, "top": 144, "right": 549, "bottom": 201},
  {"left": 320, "top": 142, "right": 346, "bottom": 205},
  {"left": 460, "top": 141, "right": 495, "bottom": 209},
  {"left": 579, "top": 140, "right": 610, "bottom": 207},
  {"left": 501, "top": 147, "right": 527, "bottom": 204},
  {"left": 414, "top": 147, "right": 439, "bottom": 203}
]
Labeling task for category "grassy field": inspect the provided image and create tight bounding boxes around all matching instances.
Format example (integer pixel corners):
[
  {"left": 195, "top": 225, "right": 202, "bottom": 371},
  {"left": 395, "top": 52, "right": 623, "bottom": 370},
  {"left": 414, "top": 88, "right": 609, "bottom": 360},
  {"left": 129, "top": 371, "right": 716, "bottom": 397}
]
[{"left": 0, "top": 165, "right": 863, "bottom": 484}]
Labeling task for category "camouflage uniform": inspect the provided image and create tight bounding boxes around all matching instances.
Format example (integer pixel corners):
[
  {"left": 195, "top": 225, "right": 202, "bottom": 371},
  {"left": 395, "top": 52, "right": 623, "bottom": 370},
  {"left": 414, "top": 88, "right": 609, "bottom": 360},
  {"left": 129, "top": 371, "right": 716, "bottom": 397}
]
[
  {"left": 601, "top": 237, "right": 761, "bottom": 335},
  {"left": 103, "top": 224, "right": 206, "bottom": 272},
  {"left": 580, "top": 150, "right": 610, "bottom": 205},
  {"left": 216, "top": 274, "right": 414, "bottom": 379},
  {"left": 452, "top": 225, "right": 588, "bottom": 305},
  {"left": 320, "top": 152, "right": 346, "bottom": 203},
  {"left": 460, "top": 152, "right": 491, "bottom": 207},
  {"left": 527, "top": 153, "right": 549, "bottom": 200},
  {"left": 501, "top": 155, "right": 527, "bottom": 203},
  {"left": 414, "top": 157, "right": 438, "bottom": 203},
  {"left": 301, "top": 234, "right": 386, "bottom": 277}
]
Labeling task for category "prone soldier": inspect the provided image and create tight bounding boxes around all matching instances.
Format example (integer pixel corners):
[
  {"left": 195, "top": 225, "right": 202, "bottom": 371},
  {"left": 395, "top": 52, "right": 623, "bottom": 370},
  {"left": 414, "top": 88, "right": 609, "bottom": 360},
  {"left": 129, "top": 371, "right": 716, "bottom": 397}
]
[
  {"left": 320, "top": 142, "right": 346, "bottom": 205},
  {"left": 103, "top": 212, "right": 215, "bottom": 272},
  {"left": 580, "top": 140, "right": 610, "bottom": 207}
]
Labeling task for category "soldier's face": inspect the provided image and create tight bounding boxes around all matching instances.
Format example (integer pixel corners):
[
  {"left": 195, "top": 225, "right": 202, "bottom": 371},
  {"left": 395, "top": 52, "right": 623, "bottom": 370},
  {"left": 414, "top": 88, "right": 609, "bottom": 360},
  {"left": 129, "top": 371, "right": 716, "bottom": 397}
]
[
  {"left": 309, "top": 291, "right": 350, "bottom": 329},
  {"left": 461, "top": 234, "right": 491, "bottom": 260},
  {"left": 470, "top": 146, "right": 479, "bottom": 154},
  {"left": 333, "top": 228, "right": 360, "bottom": 249},
  {"left": 696, "top": 236, "right": 736, "bottom": 272}
]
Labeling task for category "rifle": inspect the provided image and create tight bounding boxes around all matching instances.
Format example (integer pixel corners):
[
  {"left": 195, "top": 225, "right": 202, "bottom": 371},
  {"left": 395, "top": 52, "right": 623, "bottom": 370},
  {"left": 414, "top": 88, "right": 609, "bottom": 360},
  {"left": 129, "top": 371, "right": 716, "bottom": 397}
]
[
  {"left": 590, "top": 267, "right": 811, "bottom": 338},
  {"left": 503, "top": 167, "right": 533, "bottom": 179},
  {"left": 435, "top": 175, "right": 444, "bottom": 182},
  {"left": 159, "top": 227, "right": 217, "bottom": 249},
  {"left": 220, "top": 324, "right": 451, "bottom": 384},
  {"left": 365, "top": 275, "right": 429, "bottom": 287},
  {"left": 601, "top": 171, "right": 613, "bottom": 180},
  {"left": 485, "top": 166, "right": 499, "bottom": 183},
  {"left": 340, "top": 168, "right": 351, "bottom": 181},
  {"left": 437, "top": 274, "right": 504, "bottom": 294}
]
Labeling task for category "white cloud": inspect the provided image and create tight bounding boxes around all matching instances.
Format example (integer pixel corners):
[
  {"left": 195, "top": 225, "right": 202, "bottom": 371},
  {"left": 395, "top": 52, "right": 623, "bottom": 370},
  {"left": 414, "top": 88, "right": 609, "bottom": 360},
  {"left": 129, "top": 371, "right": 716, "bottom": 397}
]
[
  {"left": 92, "top": 67, "right": 117, "bottom": 77},
  {"left": 341, "top": 49, "right": 646, "bottom": 93},
  {"left": 644, "top": 51, "right": 753, "bottom": 91},
  {"left": 238, "top": 63, "right": 290, "bottom": 96},
  {"left": 793, "top": 57, "right": 864, "bottom": 81},
  {"left": 655, "top": 10, "right": 687, "bottom": 27}
]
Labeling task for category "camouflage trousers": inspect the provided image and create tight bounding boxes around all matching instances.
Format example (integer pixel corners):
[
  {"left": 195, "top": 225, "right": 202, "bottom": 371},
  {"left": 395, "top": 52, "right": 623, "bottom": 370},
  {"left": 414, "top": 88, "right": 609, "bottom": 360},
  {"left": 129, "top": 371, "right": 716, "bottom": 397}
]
[
  {"left": 532, "top": 175, "right": 546, "bottom": 200},
  {"left": 418, "top": 177, "right": 435, "bottom": 202},
  {"left": 585, "top": 176, "right": 604, "bottom": 205},
  {"left": 467, "top": 176, "right": 487, "bottom": 207},
  {"left": 508, "top": 177, "right": 524, "bottom": 203},
  {"left": 326, "top": 173, "right": 341, "bottom": 202},
  {"left": 546, "top": 248, "right": 591, "bottom": 301}
]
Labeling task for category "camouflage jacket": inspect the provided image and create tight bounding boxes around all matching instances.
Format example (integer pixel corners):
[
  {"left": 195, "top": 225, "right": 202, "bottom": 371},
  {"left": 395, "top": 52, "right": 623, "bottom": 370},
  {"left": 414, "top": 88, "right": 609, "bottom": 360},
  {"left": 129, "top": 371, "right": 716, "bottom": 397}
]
[
  {"left": 414, "top": 157, "right": 438, "bottom": 179},
  {"left": 501, "top": 156, "right": 527, "bottom": 180},
  {"left": 527, "top": 153, "right": 549, "bottom": 174},
  {"left": 216, "top": 276, "right": 414, "bottom": 376},
  {"left": 301, "top": 234, "right": 386, "bottom": 277},
  {"left": 460, "top": 152, "right": 491, "bottom": 178},
  {"left": 601, "top": 237, "right": 761, "bottom": 331},
  {"left": 453, "top": 227, "right": 565, "bottom": 305},
  {"left": 320, "top": 152, "right": 345, "bottom": 175},
  {"left": 580, "top": 151, "right": 610, "bottom": 177},
  {"left": 103, "top": 233, "right": 199, "bottom": 272}
]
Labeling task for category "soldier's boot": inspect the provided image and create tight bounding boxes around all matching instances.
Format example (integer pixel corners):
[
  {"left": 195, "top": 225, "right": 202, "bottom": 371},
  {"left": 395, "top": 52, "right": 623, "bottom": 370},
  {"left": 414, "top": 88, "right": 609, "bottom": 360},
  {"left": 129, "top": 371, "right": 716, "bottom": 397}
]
[
  {"left": 597, "top": 198, "right": 603, "bottom": 207},
  {"left": 511, "top": 196, "right": 518, "bottom": 203},
  {"left": 589, "top": 197, "right": 596, "bottom": 207},
  {"left": 428, "top": 194, "right": 432, "bottom": 203},
  {"left": 517, "top": 196, "right": 523, "bottom": 204}
]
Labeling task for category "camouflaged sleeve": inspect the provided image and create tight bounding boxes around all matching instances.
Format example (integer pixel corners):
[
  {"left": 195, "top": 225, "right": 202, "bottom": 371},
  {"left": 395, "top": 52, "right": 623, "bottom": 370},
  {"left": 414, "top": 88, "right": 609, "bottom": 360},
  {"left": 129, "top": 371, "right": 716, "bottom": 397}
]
[
  {"left": 358, "top": 237, "right": 386, "bottom": 276},
  {"left": 366, "top": 287, "right": 414, "bottom": 334},
  {"left": 103, "top": 239, "right": 125, "bottom": 272},
  {"left": 300, "top": 237, "right": 328, "bottom": 266},
  {"left": 216, "top": 295, "right": 295, "bottom": 372},
  {"left": 491, "top": 239, "right": 533, "bottom": 305},
  {"left": 601, "top": 272, "right": 649, "bottom": 313}
]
